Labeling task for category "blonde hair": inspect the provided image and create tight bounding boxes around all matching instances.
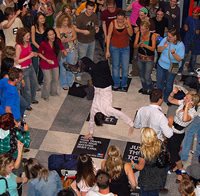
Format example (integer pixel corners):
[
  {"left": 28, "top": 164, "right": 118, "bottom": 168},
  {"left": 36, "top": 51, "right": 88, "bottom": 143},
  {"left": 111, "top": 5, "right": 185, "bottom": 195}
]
[
  {"left": 104, "top": 145, "right": 124, "bottom": 180},
  {"left": 0, "top": 153, "right": 15, "bottom": 177},
  {"left": 24, "top": 158, "right": 49, "bottom": 182},
  {"left": 178, "top": 179, "right": 195, "bottom": 196},
  {"left": 140, "top": 20, "right": 150, "bottom": 30},
  {"left": 140, "top": 127, "right": 162, "bottom": 161},
  {"left": 2, "top": 46, "right": 16, "bottom": 60},
  {"left": 56, "top": 13, "right": 72, "bottom": 28},
  {"left": 187, "top": 91, "right": 200, "bottom": 107}
]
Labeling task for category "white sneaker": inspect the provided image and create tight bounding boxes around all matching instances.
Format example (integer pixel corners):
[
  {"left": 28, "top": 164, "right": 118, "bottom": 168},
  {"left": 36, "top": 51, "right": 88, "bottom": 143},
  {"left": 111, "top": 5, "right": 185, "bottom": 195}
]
[
  {"left": 189, "top": 72, "right": 195, "bottom": 75},
  {"left": 177, "top": 73, "right": 182, "bottom": 76}
]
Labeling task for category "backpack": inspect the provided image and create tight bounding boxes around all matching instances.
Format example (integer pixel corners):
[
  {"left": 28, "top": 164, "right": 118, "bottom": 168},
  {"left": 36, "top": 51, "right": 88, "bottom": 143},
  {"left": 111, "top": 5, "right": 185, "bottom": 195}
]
[{"left": 48, "top": 154, "right": 78, "bottom": 177}]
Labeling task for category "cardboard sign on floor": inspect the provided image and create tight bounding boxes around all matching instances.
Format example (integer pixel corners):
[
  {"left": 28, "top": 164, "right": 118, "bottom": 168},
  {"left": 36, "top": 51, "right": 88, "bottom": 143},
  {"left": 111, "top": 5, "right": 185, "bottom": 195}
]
[
  {"left": 72, "top": 135, "right": 110, "bottom": 159},
  {"left": 86, "top": 107, "right": 121, "bottom": 125},
  {"left": 123, "top": 142, "right": 140, "bottom": 163}
]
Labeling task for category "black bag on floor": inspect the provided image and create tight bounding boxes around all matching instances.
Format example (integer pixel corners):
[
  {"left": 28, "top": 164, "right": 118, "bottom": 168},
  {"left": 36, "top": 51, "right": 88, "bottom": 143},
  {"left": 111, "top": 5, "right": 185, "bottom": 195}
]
[
  {"left": 68, "top": 83, "right": 87, "bottom": 98},
  {"left": 48, "top": 154, "right": 78, "bottom": 177}
]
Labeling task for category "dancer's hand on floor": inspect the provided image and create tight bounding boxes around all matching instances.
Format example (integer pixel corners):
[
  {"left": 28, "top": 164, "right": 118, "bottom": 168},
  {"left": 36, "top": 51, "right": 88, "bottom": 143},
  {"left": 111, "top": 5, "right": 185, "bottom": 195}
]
[{"left": 84, "top": 133, "right": 93, "bottom": 140}]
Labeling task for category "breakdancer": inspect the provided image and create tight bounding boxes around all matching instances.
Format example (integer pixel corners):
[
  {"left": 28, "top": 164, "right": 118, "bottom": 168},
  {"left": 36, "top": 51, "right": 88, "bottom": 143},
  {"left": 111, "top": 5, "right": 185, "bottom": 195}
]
[{"left": 63, "top": 57, "right": 134, "bottom": 139}]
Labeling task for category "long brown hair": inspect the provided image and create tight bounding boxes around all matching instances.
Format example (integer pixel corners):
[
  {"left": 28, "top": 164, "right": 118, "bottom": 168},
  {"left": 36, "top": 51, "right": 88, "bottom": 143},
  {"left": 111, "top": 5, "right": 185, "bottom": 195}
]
[
  {"left": 16, "top": 27, "right": 30, "bottom": 45},
  {"left": 104, "top": 145, "right": 124, "bottom": 180},
  {"left": 77, "top": 154, "right": 96, "bottom": 187},
  {"left": 24, "top": 158, "right": 49, "bottom": 182}
]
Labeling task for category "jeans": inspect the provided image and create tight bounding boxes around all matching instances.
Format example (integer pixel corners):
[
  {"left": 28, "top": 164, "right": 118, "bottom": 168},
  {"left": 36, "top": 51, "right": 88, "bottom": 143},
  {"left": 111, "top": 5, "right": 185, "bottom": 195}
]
[
  {"left": 59, "top": 50, "right": 75, "bottom": 88},
  {"left": 32, "top": 56, "right": 43, "bottom": 85},
  {"left": 78, "top": 41, "right": 95, "bottom": 60},
  {"left": 181, "top": 116, "right": 200, "bottom": 161},
  {"left": 136, "top": 59, "right": 154, "bottom": 91},
  {"left": 20, "top": 95, "right": 28, "bottom": 120},
  {"left": 22, "top": 65, "right": 38, "bottom": 106},
  {"left": 179, "top": 53, "right": 197, "bottom": 73},
  {"left": 41, "top": 67, "right": 59, "bottom": 98},
  {"left": 140, "top": 185, "right": 159, "bottom": 196},
  {"left": 110, "top": 44, "right": 130, "bottom": 87},
  {"left": 156, "top": 64, "right": 176, "bottom": 103}
]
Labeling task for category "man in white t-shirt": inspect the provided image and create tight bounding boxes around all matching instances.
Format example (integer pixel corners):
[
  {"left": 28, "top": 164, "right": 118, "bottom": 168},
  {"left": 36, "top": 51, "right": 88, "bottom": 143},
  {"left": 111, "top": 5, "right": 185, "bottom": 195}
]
[
  {"left": 86, "top": 170, "right": 117, "bottom": 196},
  {"left": 1, "top": 7, "right": 23, "bottom": 46}
]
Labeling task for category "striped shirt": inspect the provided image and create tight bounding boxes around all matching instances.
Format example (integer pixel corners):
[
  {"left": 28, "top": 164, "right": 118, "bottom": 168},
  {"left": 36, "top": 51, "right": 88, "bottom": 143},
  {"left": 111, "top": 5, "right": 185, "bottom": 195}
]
[{"left": 173, "top": 100, "right": 197, "bottom": 134}]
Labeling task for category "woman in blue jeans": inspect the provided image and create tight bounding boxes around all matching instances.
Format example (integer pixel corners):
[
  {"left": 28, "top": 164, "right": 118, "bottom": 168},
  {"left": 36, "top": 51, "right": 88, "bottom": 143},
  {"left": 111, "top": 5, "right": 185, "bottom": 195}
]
[
  {"left": 106, "top": 9, "right": 133, "bottom": 91},
  {"left": 157, "top": 28, "right": 185, "bottom": 103},
  {"left": 134, "top": 20, "right": 156, "bottom": 95},
  {"left": 181, "top": 106, "right": 200, "bottom": 161},
  {"left": 55, "top": 13, "right": 76, "bottom": 90}
]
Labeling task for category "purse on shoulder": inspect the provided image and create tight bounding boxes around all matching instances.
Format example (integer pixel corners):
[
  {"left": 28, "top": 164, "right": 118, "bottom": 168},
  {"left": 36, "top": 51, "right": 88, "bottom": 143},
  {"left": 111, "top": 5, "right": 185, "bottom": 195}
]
[
  {"left": 168, "top": 43, "right": 179, "bottom": 74},
  {"left": 0, "top": 177, "right": 10, "bottom": 196}
]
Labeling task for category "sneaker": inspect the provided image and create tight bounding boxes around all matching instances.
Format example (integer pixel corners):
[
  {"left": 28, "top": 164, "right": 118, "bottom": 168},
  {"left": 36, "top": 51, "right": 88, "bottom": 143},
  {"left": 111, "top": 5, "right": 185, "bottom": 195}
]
[
  {"left": 112, "top": 87, "right": 120, "bottom": 91},
  {"left": 177, "top": 72, "right": 182, "bottom": 76},
  {"left": 138, "top": 88, "right": 143, "bottom": 93},
  {"left": 26, "top": 106, "right": 32, "bottom": 111},
  {"left": 23, "top": 114, "right": 27, "bottom": 118},
  {"left": 142, "top": 90, "right": 150, "bottom": 95},
  {"left": 121, "top": 86, "right": 128, "bottom": 92},
  {"left": 32, "top": 100, "right": 39, "bottom": 104},
  {"left": 189, "top": 72, "right": 195, "bottom": 75}
]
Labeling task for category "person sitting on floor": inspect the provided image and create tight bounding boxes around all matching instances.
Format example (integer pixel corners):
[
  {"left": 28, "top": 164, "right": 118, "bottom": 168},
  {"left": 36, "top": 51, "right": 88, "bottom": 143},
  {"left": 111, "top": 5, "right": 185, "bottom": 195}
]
[{"left": 86, "top": 170, "right": 117, "bottom": 196}]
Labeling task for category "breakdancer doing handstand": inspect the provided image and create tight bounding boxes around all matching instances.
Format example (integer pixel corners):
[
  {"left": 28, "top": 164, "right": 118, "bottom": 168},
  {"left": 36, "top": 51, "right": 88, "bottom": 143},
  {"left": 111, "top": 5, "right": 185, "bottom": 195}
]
[{"left": 63, "top": 57, "right": 134, "bottom": 139}]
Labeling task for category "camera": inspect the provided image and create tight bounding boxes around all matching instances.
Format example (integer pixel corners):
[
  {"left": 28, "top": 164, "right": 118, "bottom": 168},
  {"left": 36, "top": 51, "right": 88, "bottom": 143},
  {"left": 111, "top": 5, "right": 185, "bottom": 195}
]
[{"left": 21, "top": 121, "right": 26, "bottom": 127}]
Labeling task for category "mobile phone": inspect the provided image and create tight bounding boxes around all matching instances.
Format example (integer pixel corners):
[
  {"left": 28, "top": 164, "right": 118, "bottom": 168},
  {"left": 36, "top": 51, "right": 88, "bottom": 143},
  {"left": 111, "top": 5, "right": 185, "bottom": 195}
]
[{"left": 181, "top": 170, "right": 187, "bottom": 174}]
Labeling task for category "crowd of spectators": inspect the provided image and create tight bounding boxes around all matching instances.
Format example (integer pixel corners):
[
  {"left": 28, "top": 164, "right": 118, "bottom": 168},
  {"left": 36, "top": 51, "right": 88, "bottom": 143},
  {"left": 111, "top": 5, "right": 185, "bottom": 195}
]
[{"left": 0, "top": 0, "right": 200, "bottom": 195}]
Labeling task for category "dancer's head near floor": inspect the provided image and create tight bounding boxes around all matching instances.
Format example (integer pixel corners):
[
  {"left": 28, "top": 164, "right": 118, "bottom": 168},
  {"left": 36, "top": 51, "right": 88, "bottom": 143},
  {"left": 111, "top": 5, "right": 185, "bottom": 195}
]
[{"left": 95, "top": 112, "right": 106, "bottom": 126}]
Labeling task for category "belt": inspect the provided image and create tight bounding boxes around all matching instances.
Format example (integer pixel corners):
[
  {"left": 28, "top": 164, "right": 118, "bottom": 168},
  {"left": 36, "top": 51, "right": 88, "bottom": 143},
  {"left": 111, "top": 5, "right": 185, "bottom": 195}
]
[
  {"left": 173, "top": 121, "right": 185, "bottom": 131},
  {"left": 138, "top": 55, "right": 154, "bottom": 61},
  {"left": 20, "top": 65, "right": 31, "bottom": 69}
]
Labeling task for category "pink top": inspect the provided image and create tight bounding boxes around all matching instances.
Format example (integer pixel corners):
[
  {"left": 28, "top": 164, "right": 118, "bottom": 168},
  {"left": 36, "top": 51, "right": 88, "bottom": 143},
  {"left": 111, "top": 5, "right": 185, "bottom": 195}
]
[
  {"left": 38, "top": 38, "right": 64, "bottom": 70},
  {"left": 129, "top": 1, "right": 144, "bottom": 26},
  {"left": 89, "top": 86, "right": 134, "bottom": 134},
  {"left": 17, "top": 43, "right": 32, "bottom": 68}
]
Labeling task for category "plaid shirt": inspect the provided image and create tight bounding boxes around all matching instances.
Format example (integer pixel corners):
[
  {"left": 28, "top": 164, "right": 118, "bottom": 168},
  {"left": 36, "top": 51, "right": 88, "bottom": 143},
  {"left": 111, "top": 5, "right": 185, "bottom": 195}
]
[{"left": 0, "top": 131, "right": 30, "bottom": 158}]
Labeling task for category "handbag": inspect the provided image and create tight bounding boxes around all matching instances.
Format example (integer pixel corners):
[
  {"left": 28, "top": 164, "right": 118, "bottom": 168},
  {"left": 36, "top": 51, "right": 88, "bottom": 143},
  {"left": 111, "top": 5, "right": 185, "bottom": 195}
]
[
  {"left": 0, "top": 177, "right": 10, "bottom": 196},
  {"left": 168, "top": 43, "right": 179, "bottom": 74},
  {"left": 156, "top": 149, "right": 170, "bottom": 168}
]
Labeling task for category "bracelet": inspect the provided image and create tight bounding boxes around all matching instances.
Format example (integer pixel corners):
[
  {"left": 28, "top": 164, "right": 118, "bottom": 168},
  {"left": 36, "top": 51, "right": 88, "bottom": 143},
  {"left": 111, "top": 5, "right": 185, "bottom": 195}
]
[
  {"left": 126, "top": 26, "right": 129, "bottom": 28},
  {"left": 132, "top": 163, "right": 137, "bottom": 169},
  {"left": 169, "top": 94, "right": 174, "bottom": 97}
]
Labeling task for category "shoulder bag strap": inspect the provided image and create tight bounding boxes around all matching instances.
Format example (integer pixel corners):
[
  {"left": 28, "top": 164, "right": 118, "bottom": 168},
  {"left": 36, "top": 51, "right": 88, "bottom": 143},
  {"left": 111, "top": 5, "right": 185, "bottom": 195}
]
[
  {"left": 168, "top": 42, "right": 171, "bottom": 62},
  {"left": 0, "top": 177, "right": 9, "bottom": 190}
]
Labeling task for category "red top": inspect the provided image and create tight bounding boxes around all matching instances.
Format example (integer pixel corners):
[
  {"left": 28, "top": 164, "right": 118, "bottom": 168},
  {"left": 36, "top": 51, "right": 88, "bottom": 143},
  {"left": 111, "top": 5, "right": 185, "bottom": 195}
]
[
  {"left": 17, "top": 42, "right": 32, "bottom": 68},
  {"left": 38, "top": 39, "right": 64, "bottom": 70},
  {"left": 110, "top": 20, "right": 129, "bottom": 48}
]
